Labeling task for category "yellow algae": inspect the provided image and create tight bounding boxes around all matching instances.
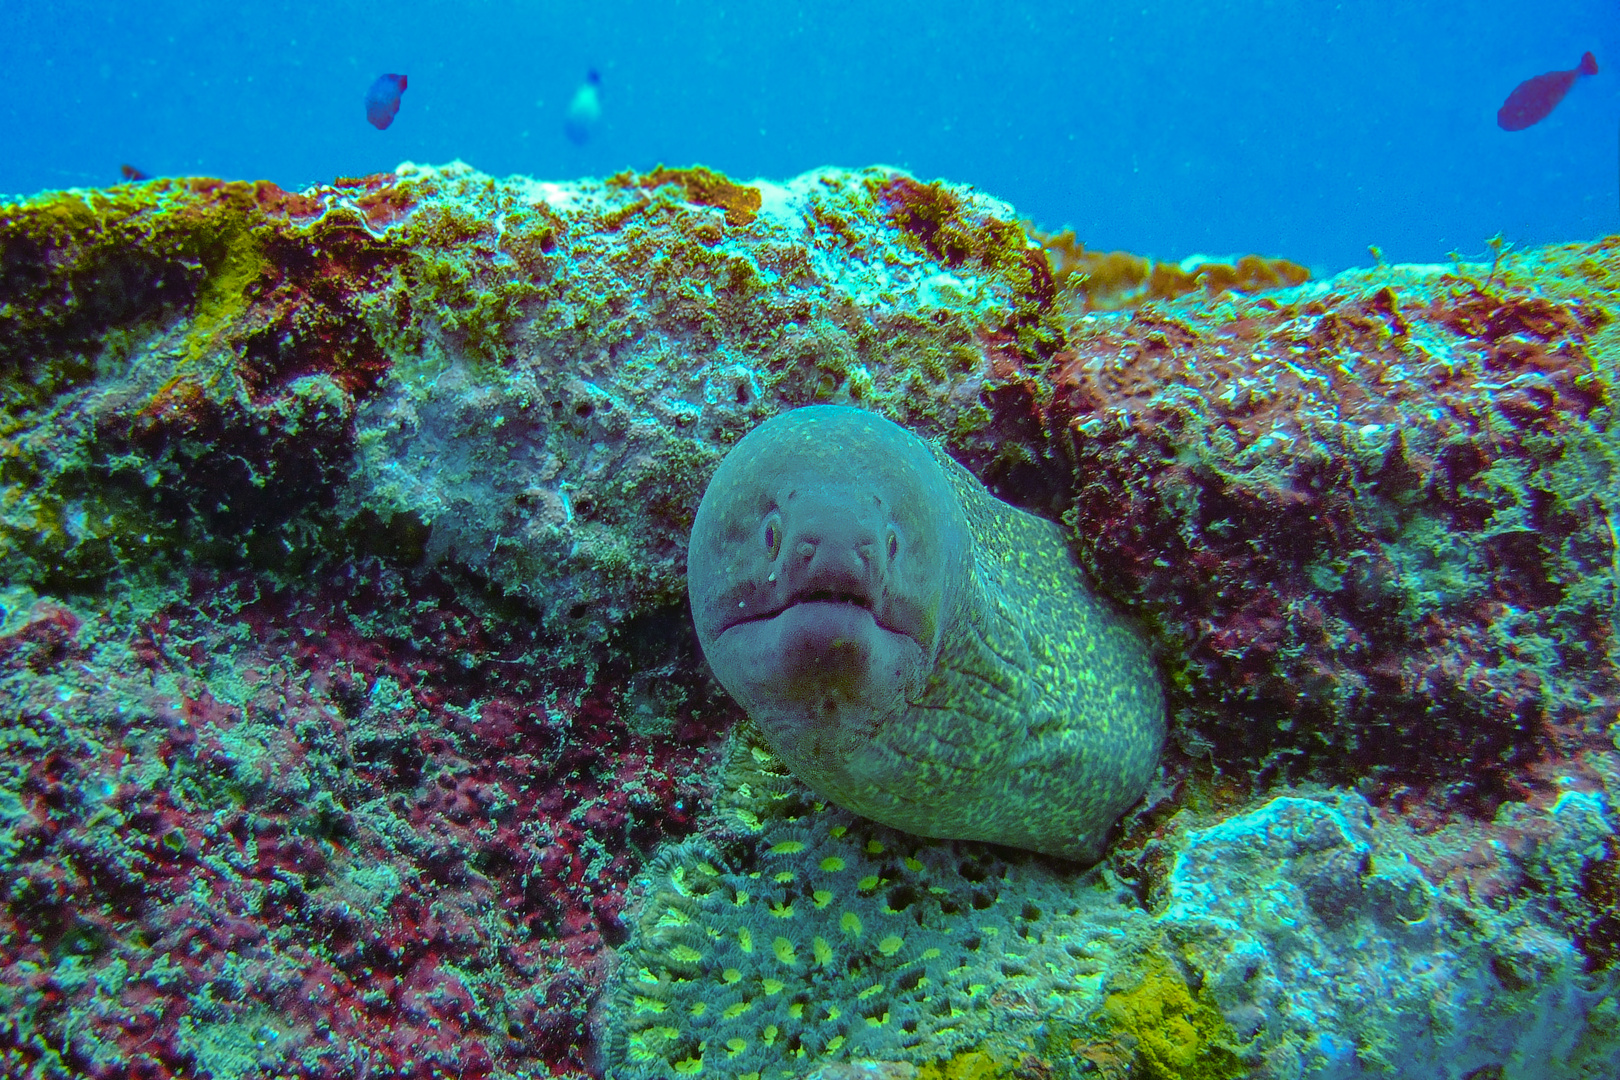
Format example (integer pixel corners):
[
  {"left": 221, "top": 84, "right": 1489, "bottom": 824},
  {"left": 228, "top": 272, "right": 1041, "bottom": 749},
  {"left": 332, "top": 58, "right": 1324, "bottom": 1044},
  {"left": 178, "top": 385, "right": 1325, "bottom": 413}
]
[
  {"left": 181, "top": 213, "right": 268, "bottom": 367},
  {"left": 912, "top": 1050, "right": 1018, "bottom": 1080},
  {"left": 1100, "top": 955, "right": 1244, "bottom": 1080}
]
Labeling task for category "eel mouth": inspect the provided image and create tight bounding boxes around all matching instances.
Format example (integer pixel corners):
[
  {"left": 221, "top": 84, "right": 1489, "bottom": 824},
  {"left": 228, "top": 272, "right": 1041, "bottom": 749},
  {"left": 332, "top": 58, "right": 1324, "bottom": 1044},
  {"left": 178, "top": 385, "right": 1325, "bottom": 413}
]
[{"left": 723, "top": 583, "right": 902, "bottom": 638}]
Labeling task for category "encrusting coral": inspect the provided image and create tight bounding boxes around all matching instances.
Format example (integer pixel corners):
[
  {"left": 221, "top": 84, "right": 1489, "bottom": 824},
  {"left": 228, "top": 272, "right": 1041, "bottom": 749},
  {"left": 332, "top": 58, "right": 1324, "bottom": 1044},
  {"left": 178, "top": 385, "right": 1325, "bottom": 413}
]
[{"left": 606, "top": 727, "right": 1171, "bottom": 1080}]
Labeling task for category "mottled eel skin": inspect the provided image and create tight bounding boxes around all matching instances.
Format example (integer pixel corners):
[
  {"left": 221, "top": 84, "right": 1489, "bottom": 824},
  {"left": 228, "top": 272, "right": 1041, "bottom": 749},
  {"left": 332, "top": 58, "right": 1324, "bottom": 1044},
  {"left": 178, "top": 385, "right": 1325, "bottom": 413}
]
[{"left": 688, "top": 406, "right": 1165, "bottom": 862}]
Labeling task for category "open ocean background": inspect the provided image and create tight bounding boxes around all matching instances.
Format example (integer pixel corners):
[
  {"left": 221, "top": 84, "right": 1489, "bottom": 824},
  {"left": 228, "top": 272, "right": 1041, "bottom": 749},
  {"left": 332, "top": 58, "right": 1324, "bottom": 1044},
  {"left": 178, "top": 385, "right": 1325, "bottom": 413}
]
[
  {"left": 3, "top": 1, "right": 1620, "bottom": 270},
  {"left": 2, "top": 1, "right": 1617, "bottom": 280}
]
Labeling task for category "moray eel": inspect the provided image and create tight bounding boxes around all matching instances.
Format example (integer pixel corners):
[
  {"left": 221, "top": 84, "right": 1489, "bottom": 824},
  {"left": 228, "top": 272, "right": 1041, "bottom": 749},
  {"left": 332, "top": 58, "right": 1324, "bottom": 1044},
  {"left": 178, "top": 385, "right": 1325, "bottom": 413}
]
[{"left": 687, "top": 406, "right": 1165, "bottom": 862}]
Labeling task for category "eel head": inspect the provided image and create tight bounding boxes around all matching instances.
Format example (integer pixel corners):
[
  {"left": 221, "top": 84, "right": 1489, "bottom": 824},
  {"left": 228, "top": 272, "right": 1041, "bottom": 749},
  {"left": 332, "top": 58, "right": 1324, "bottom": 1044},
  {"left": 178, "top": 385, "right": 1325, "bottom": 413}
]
[{"left": 688, "top": 407, "right": 970, "bottom": 756}]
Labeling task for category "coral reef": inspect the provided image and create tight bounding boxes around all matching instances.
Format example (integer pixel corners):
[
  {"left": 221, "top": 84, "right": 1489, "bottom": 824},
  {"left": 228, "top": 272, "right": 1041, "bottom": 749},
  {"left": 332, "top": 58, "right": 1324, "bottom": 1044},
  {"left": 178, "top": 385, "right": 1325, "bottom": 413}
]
[
  {"left": 0, "top": 580, "right": 722, "bottom": 1078},
  {"left": 1025, "top": 244, "right": 1620, "bottom": 813},
  {"left": 1, "top": 161, "right": 1617, "bottom": 1079},
  {"left": 605, "top": 727, "right": 1224, "bottom": 1080},
  {"left": 610, "top": 732, "right": 1619, "bottom": 1079},
  {"left": 0, "top": 162, "right": 1082, "bottom": 1079},
  {"left": 1154, "top": 792, "right": 1619, "bottom": 1079}
]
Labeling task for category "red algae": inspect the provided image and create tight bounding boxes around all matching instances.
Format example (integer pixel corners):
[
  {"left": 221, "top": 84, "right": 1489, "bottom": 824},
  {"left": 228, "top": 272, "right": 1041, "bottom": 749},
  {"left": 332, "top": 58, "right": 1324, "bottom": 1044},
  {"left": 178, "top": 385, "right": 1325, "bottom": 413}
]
[
  {"left": 996, "top": 246, "right": 1620, "bottom": 818},
  {"left": 0, "top": 567, "right": 723, "bottom": 1077}
]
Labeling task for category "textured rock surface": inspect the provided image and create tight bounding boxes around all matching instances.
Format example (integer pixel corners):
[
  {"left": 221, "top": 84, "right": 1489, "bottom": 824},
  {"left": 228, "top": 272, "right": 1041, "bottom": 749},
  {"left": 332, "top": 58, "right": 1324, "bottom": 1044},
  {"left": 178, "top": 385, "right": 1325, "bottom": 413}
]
[
  {"left": 1, "top": 162, "right": 1617, "bottom": 1079},
  {"left": 1157, "top": 792, "right": 1619, "bottom": 1079}
]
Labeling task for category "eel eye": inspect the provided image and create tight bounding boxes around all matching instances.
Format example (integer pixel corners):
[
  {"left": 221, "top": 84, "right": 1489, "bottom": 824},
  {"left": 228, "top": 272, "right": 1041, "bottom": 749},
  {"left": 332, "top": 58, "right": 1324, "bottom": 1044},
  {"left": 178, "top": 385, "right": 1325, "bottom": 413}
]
[{"left": 763, "top": 513, "right": 783, "bottom": 558}]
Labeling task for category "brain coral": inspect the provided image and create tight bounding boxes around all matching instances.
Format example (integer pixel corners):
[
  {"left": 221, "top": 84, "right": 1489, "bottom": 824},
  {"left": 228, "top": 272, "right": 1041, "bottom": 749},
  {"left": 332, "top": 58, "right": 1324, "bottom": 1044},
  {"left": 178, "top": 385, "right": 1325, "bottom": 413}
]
[{"left": 602, "top": 729, "right": 1161, "bottom": 1080}]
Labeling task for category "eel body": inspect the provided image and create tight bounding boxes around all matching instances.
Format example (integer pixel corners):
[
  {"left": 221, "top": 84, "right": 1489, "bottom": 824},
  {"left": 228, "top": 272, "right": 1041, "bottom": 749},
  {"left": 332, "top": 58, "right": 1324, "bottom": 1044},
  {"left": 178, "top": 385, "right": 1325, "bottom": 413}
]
[{"left": 687, "top": 406, "right": 1164, "bottom": 862}]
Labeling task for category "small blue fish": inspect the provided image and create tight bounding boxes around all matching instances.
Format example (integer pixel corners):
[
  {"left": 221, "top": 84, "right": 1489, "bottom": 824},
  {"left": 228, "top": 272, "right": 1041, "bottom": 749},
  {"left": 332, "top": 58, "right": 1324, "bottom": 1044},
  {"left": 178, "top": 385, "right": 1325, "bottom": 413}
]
[
  {"left": 564, "top": 70, "right": 602, "bottom": 145},
  {"left": 366, "top": 73, "right": 408, "bottom": 130}
]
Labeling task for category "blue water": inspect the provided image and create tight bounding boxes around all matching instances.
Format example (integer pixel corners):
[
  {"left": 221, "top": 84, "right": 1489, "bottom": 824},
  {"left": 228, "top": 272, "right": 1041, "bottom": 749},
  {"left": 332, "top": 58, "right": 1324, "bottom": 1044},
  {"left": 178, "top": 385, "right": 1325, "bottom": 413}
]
[{"left": 3, "top": 0, "right": 1615, "bottom": 272}]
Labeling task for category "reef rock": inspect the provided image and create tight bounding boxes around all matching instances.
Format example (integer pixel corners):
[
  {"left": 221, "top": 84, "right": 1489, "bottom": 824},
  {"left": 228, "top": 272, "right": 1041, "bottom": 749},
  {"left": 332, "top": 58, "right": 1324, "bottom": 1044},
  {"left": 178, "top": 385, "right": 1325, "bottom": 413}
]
[{"left": 0, "top": 161, "right": 1616, "bottom": 1080}]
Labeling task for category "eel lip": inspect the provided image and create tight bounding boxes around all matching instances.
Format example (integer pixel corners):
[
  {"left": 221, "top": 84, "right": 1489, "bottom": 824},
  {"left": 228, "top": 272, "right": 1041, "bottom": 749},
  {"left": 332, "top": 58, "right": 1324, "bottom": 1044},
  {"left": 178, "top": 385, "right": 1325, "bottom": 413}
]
[{"left": 722, "top": 585, "right": 892, "bottom": 636}]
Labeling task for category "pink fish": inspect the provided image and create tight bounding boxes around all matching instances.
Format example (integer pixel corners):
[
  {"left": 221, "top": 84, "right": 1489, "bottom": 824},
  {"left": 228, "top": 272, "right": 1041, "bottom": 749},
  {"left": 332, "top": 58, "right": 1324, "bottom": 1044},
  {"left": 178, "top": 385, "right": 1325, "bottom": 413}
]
[
  {"left": 1497, "top": 52, "right": 1598, "bottom": 131},
  {"left": 365, "top": 73, "right": 408, "bottom": 130}
]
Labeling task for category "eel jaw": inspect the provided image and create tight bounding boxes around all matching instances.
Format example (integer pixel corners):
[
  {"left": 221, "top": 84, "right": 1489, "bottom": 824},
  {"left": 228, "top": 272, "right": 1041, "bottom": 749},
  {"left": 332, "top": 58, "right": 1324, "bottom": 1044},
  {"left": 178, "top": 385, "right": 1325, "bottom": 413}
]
[
  {"left": 720, "top": 580, "right": 886, "bottom": 636},
  {"left": 709, "top": 573, "right": 925, "bottom": 716}
]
